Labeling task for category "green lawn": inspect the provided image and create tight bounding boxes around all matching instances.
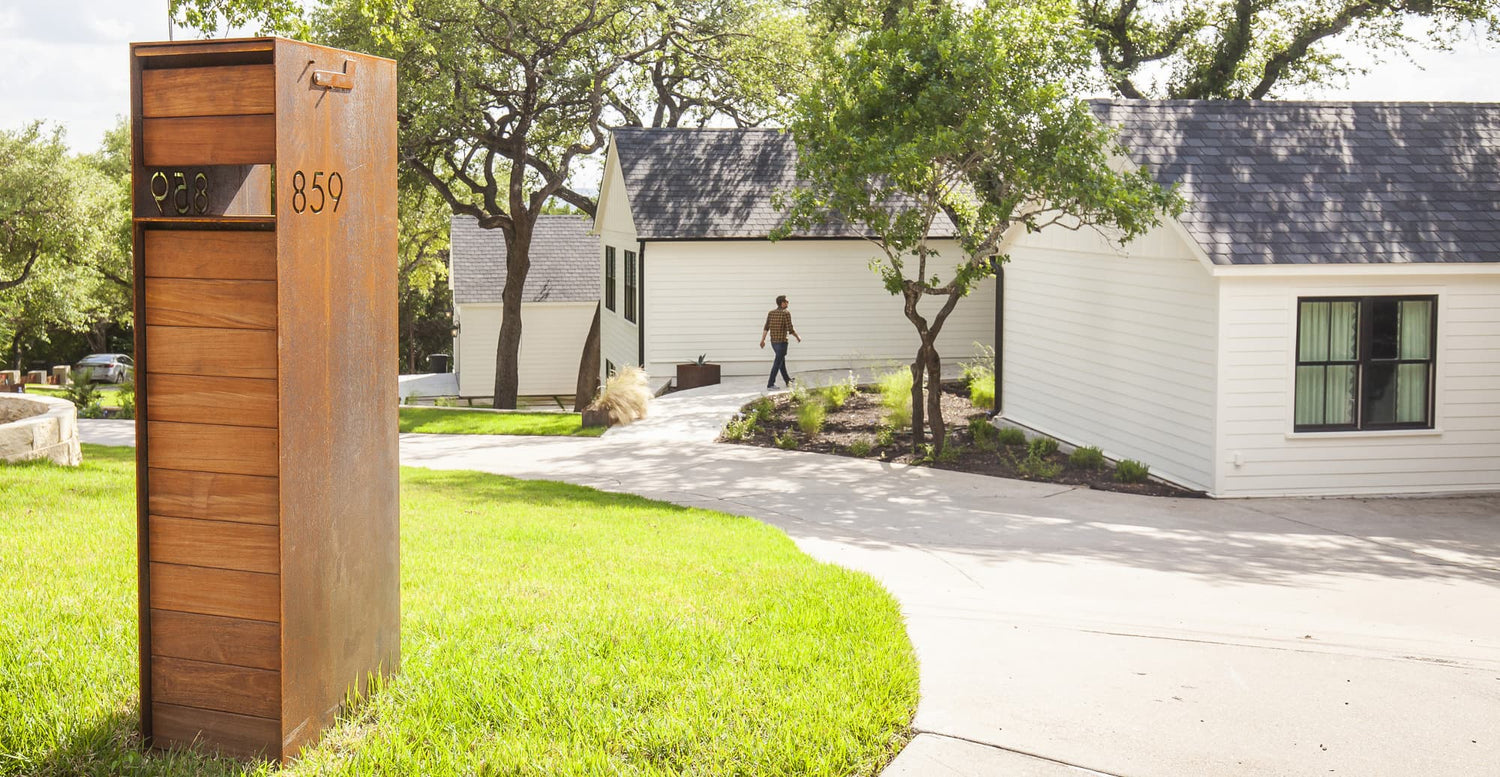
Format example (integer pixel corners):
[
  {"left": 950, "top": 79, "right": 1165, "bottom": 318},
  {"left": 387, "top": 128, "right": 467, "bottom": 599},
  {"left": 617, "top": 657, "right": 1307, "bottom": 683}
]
[
  {"left": 398, "top": 406, "right": 605, "bottom": 436},
  {"left": 0, "top": 446, "right": 917, "bottom": 776},
  {"left": 24, "top": 385, "right": 129, "bottom": 409}
]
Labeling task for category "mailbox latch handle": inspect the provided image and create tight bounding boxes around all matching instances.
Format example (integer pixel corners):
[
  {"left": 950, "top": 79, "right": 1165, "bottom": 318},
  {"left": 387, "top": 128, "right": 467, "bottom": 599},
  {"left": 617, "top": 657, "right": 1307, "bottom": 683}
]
[{"left": 312, "top": 59, "right": 356, "bottom": 90}]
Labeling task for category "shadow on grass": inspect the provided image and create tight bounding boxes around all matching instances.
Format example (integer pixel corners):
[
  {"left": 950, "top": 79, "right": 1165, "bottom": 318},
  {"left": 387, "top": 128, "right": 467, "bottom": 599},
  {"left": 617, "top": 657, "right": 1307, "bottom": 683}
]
[{"left": 28, "top": 705, "right": 267, "bottom": 777}]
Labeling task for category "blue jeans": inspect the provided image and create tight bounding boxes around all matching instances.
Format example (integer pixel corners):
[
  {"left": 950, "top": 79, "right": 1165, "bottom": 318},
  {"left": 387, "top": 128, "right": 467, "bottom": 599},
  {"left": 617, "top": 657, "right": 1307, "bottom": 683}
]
[{"left": 768, "top": 341, "right": 791, "bottom": 387}]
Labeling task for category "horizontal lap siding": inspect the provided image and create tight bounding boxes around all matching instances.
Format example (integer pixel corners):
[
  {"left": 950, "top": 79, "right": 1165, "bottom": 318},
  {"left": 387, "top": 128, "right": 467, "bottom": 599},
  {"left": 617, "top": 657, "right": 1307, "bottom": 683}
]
[
  {"left": 1217, "top": 274, "right": 1500, "bottom": 497},
  {"left": 1001, "top": 226, "right": 1218, "bottom": 491},
  {"left": 455, "top": 303, "right": 597, "bottom": 397},
  {"left": 641, "top": 240, "right": 994, "bottom": 379}
]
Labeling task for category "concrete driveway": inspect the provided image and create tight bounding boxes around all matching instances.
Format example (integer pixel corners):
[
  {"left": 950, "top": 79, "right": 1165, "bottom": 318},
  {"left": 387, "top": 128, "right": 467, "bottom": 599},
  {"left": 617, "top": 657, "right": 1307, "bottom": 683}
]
[{"left": 81, "top": 384, "right": 1500, "bottom": 776}]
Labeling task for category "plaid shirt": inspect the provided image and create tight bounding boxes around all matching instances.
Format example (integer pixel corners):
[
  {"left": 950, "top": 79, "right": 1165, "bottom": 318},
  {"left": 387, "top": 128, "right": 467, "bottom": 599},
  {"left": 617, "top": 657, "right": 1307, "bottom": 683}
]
[{"left": 763, "top": 309, "right": 797, "bottom": 343}]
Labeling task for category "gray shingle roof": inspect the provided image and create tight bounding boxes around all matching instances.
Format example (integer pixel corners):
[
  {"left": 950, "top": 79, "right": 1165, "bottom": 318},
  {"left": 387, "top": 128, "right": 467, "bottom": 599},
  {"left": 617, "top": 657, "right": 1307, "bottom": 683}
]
[
  {"left": 1092, "top": 100, "right": 1500, "bottom": 265},
  {"left": 612, "top": 127, "right": 955, "bottom": 240},
  {"left": 450, "top": 214, "right": 599, "bottom": 304}
]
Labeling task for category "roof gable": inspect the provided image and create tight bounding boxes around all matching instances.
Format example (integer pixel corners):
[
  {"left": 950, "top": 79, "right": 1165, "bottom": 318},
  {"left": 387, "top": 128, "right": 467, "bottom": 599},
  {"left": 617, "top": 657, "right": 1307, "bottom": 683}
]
[
  {"left": 450, "top": 214, "right": 599, "bottom": 304},
  {"left": 1094, "top": 100, "right": 1500, "bottom": 266}
]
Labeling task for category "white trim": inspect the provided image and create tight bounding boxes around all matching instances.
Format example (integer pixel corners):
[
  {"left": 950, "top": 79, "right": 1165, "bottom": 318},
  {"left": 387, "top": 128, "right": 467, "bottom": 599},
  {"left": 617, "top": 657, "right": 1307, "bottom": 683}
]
[
  {"left": 453, "top": 301, "right": 598, "bottom": 310},
  {"left": 1211, "top": 263, "right": 1500, "bottom": 278},
  {"left": 1285, "top": 428, "right": 1443, "bottom": 440}
]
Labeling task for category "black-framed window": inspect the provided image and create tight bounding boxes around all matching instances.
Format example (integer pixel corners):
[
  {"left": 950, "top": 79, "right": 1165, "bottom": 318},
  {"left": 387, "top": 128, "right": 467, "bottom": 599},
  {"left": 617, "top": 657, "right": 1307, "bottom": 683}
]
[
  {"left": 623, "top": 249, "right": 637, "bottom": 323},
  {"left": 1294, "top": 295, "right": 1436, "bottom": 432},
  {"left": 605, "top": 359, "right": 615, "bottom": 378},
  {"left": 604, "top": 246, "right": 617, "bottom": 312}
]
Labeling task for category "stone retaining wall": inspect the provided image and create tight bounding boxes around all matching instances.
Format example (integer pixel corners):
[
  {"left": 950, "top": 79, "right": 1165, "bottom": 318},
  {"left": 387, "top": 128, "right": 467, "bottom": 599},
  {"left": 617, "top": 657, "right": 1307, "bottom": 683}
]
[{"left": 0, "top": 394, "right": 81, "bottom": 465}]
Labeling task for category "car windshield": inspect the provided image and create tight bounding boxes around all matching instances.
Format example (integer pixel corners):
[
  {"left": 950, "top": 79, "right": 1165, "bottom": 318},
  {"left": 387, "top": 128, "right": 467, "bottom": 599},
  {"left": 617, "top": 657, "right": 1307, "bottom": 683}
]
[{"left": 77, "top": 357, "right": 113, "bottom": 365}]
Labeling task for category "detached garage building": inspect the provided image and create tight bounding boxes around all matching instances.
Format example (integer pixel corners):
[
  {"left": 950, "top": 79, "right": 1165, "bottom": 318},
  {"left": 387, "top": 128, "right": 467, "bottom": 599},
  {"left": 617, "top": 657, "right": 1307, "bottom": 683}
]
[{"left": 450, "top": 214, "right": 598, "bottom": 399}]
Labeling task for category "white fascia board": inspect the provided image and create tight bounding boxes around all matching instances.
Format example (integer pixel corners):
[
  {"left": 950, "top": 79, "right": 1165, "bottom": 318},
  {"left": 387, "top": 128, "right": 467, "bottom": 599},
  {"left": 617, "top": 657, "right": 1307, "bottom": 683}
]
[{"left": 1209, "top": 262, "right": 1500, "bottom": 278}]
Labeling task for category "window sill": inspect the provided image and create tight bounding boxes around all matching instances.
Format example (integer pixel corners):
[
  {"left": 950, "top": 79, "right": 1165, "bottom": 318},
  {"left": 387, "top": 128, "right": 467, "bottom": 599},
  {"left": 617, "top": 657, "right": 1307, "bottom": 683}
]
[{"left": 1286, "top": 428, "right": 1441, "bottom": 440}]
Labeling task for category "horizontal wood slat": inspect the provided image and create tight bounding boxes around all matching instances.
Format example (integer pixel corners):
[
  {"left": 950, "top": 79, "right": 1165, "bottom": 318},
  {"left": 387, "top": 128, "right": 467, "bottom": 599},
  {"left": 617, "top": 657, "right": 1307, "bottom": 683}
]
[
  {"left": 148, "top": 374, "right": 277, "bottom": 428},
  {"left": 141, "top": 65, "right": 275, "bottom": 118},
  {"left": 146, "top": 279, "right": 277, "bottom": 330},
  {"left": 146, "top": 326, "right": 276, "bottom": 379},
  {"left": 152, "top": 656, "right": 280, "bottom": 718},
  {"left": 142, "top": 115, "right": 275, "bottom": 167},
  {"left": 149, "top": 562, "right": 279, "bottom": 622},
  {"left": 149, "top": 516, "right": 279, "bottom": 574},
  {"left": 147, "top": 469, "right": 277, "bottom": 525},
  {"left": 151, "top": 702, "right": 279, "bottom": 760},
  {"left": 150, "top": 610, "right": 279, "bottom": 671},
  {"left": 144, "top": 230, "right": 276, "bottom": 280},
  {"left": 148, "top": 421, "right": 278, "bottom": 477}
]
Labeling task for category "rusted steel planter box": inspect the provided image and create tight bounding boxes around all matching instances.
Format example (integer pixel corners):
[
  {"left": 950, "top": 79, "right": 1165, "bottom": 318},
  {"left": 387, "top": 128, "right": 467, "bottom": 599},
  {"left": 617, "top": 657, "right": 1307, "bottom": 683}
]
[
  {"left": 130, "top": 37, "right": 398, "bottom": 762},
  {"left": 581, "top": 407, "right": 613, "bottom": 428},
  {"left": 675, "top": 363, "right": 721, "bottom": 390}
]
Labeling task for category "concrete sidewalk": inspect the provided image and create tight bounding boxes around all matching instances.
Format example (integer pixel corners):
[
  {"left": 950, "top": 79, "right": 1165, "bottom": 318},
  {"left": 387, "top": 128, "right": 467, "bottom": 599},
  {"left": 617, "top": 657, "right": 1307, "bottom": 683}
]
[{"left": 80, "top": 387, "right": 1500, "bottom": 776}]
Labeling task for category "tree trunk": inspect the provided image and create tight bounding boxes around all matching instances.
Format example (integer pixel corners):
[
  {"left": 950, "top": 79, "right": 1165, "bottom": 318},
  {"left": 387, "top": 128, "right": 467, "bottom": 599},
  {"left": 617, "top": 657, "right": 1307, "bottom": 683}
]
[
  {"left": 573, "top": 303, "right": 602, "bottom": 412},
  {"left": 926, "top": 344, "right": 945, "bottom": 456},
  {"left": 492, "top": 223, "right": 532, "bottom": 409},
  {"left": 909, "top": 353, "right": 926, "bottom": 455}
]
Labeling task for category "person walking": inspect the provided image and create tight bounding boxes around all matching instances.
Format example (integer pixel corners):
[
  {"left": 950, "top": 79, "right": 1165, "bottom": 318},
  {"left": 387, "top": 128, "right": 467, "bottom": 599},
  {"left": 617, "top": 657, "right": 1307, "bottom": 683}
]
[{"left": 760, "top": 294, "right": 801, "bottom": 390}]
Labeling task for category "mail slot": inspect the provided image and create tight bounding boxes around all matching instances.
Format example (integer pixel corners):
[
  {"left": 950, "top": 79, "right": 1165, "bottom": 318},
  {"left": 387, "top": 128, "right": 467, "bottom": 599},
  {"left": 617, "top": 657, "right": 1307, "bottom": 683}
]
[{"left": 131, "top": 37, "right": 398, "bottom": 761}]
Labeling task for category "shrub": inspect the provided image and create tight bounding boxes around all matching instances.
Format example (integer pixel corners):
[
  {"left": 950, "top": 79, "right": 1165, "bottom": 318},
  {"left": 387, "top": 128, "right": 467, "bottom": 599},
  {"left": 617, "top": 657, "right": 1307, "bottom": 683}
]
[
  {"left": 789, "top": 380, "right": 812, "bottom": 407},
  {"left": 1115, "top": 459, "right": 1151, "bottom": 483},
  {"left": 996, "top": 426, "right": 1027, "bottom": 446},
  {"left": 874, "top": 426, "right": 895, "bottom": 448},
  {"left": 1015, "top": 452, "right": 1061, "bottom": 479},
  {"left": 746, "top": 396, "right": 774, "bottom": 422},
  {"left": 876, "top": 368, "right": 913, "bottom": 428},
  {"left": 115, "top": 377, "right": 136, "bottom": 420},
  {"left": 1069, "top": 445, "right": 1105, "bottom": 469},
  {"left": 63, "top": 372, "right": 102, "bottom": 410},
  {"left": 847, "top": 439, "right": 873, "bottom": 457},
  {"left": 434, "top": 396, "right": 461, "bottom": 408},
  {"left": 587, "top": 366, "right": 651, "bottom": 426},
  {"left": 968, "top": 417, "right": 999, "bottom": 450},
  {"left": 935, "top": 440, "right": 962, "bottom": 463},
  {"left": 722, "top": 414, "right": 757, "bottom": 441},
  {"left": 796, "top": 400, "right": 826, "bottom": 436},
  {"left": 962, "top": 346, "right": 996, "bottom": 411},
  {"left": 774, "top": 432, "right": 799, "bottom": 450},
  {"left": 1027, "top": 436, "right": 1059, "bottom": 458}
]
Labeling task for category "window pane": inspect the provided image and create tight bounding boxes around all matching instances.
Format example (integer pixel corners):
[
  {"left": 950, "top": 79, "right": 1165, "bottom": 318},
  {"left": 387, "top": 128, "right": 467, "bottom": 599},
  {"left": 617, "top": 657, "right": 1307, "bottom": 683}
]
[
  {"left": 1396, "top": 363, "right": 1429, "bottom": 424},
  {"left": 1324, "top": 365, "right": 1355, "bottom": 425},
  {"left": 1370, "top": 299, "right": 1399, "bottom": 360},
  {"left": 1363, "top": 362, "right": 1397, "bottom": 425},
  {"left": 1399, "top": 300, "right": 1432, "bottom": 360},
  {"left": 1298, "top": 301, "right": 1329, "bottom": 361},
  {"left": 1295, "top": 366, "right": 1326, "bottom": 425},
  {"left": 1329, "top": 301, "right": 1357, "bottom": 360}
]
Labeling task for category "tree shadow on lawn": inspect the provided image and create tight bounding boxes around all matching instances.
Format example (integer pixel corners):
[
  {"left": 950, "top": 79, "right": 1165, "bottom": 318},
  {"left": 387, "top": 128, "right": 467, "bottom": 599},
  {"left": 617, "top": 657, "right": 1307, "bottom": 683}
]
[{"left": 29, "top": 705, "right": 265, "bottom": 777}]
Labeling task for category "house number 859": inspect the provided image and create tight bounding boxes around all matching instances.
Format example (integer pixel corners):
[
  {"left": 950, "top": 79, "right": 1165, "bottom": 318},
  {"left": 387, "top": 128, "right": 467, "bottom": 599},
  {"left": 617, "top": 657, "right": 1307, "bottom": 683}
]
[{"left": 290, "top": 170, "right": 344, "bottom": 214}]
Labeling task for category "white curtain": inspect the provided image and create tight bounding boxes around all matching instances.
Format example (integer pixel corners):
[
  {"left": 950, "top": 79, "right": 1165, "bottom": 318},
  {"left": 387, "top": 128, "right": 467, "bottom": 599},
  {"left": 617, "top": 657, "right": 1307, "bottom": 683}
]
[
  {"left": 1296, "top": 301, "right": 1357, "bottom": 426},
  {"left": 1397, "top": 300, "right": 1432, "bottom": 424}
]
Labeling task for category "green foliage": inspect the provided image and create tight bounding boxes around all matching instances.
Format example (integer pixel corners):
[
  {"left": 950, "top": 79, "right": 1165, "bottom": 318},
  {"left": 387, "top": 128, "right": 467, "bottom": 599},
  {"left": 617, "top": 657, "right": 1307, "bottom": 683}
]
[
  {"left": 876, "top": 368, "right": 913, "bottom": 428},
  {"left": 847, "top": 439, "right": 873, "bottom": 457},
  {"left": 61, "top": 373, "right": 102, "bottom": 411},
  {"left": 723, "top": 414, "right": 758, "bottom": 441},
  {"left": 968, "top": 417, "right": 999, "bottom": 451},
  {"left": 1116, "top": 459, "right": 1152, "bottom": 483},
  {"left": 934, "top": 440, "right": 962, "bottom": 464},
  {"left": 1080, "top": 0, "right": 1500, "bottom": 100},
  {"left": 747, "top": 396, "right": 775, "bottom": 420},
  {"left": 774, "top": 432, "right": 800, "bottom": 450},
  {"left": 1014, "top": 450, "right": 1062, "bottom": 480},
  {"left": 789, "top": 380, "right": 813, "bottom": 407},
  {"left": 996, "top": 426, "right": 1028, "bottom": 446},
  {"left": 114, "top": 377, "right": 135, "bottom": 421},
  {"left": 1069, "top": 445, "right": 1105, "bottom": 469},
  {"left": 874, "top": 426, "right": 895, "bottom": 448},
  {"left": 819, "top": 372, "right": 858, "bottom": 409},
  {"left": 398, "top": 407, "right": 603, "bottom": 436},
  {"left": 796, "top": 400, "right": 827, "bottom": 436},
  {"left": 1028, "top": 436, "right": 1060, "bottom": 458}
]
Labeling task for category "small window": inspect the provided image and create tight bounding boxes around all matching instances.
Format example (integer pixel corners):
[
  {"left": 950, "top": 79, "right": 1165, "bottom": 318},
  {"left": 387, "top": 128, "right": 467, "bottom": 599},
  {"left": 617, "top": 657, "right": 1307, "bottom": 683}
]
[
  {"left": 604, "top": 247, "right": 616, "bottom": 312},
  {"left": 1295, "top": 296, "right": 1436, "bottom": 431},
  {"left": 623, "top": 249, "right": 637, "bottom": 324},
  {"left": 605, "top": 359, "right": 615, "bottom": 378}
]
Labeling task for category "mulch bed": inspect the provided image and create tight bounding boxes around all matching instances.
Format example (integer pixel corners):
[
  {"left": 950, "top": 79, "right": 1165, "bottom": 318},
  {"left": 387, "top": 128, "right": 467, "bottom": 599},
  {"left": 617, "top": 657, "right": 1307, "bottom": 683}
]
[{"left": 721, "top": 385, "right": 1202, "bottom": 498}]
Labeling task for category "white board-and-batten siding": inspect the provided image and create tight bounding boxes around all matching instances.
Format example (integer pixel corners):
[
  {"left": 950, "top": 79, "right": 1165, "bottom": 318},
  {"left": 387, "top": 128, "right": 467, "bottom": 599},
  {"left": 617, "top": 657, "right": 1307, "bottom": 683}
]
[
  {"left": 1215, "top": 272, "right": 1500, "bottom": 497},
  {"left": 596, "top": 147, "right": 641, "bottom": 378},
  {"left": 638, "top": 239, "right": 996, "bottom": 381},
  {"left": 455, "top": 302, "right": 597, "bottom": 397},
  {"left": 1001, "top": 224, "right": 1220, "bottom": 492}
]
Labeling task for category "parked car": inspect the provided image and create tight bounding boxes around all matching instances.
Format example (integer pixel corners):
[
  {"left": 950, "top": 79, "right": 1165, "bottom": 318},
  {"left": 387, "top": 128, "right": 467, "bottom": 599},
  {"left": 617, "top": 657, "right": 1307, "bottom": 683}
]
[{"left": 74, "top": 354, "right": 134, "bottom": 384}]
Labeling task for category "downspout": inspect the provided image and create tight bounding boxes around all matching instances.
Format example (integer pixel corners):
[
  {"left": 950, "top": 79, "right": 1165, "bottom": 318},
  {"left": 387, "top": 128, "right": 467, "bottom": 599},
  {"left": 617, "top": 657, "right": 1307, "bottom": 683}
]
[
  {"left": 991, "top": 262, "right": 1004, "bottom": 418},
  {"left": 637, "top": 240, "right": 646, "bottom": 367}
]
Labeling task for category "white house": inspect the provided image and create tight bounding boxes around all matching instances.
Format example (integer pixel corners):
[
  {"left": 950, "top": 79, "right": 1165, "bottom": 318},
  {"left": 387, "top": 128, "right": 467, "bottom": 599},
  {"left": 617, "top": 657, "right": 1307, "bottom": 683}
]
[
  {"left": 999, "top": 100, "right": 1500, "bottom": 498},
  {"left": 450, "top": 214, "right": 598, "bottom": 398},
  {"left": 594, "top": 128, "right": 995, "bottom": 387}
]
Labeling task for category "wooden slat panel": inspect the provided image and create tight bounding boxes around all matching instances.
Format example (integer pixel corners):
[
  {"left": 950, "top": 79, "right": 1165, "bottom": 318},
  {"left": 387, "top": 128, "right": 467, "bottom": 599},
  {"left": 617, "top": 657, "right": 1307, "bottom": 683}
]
[
  {"left": 142, "top": 65, "right": 275, "bottom": 118},
  {"left": 150, "top": 610, "right": 279, "bottom": 671},
  {"left": 152, "top": 656, "right": 279, "bottom": 718},
  {"left": 149, "top": 516, "right": 278, "bottom": 574},
  {"left": 144, "top": 230, "right": 276, "bottom": 280},
  {"left": 149, "top": 421, "right": 278, "bottom": 477},
  {"left": 146, "top": 279, "right": 276, "bottom": 330},
  {"left": 143, "top": 116, "right": 275, "bottom": 167},
  {"left": 146, "top": 326, "right": 276, "bottom": 379},
  {"left": 152, "top": 702, "right": 279, "bottom": 760},
  {"left": 148, "top": 375, "right": 277, "bottom": 428},
  {"left": 148, "top": 469, "right": 277, "bottom": 525},
  {"left": 150, "top": 562, "right": 279, "bottom": 622}
]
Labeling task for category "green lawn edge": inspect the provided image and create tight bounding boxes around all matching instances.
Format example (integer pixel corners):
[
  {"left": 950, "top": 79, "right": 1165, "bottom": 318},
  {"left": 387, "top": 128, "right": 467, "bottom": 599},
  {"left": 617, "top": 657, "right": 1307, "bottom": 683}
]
[
  {"left": 0, "top": 444, "right": 916, "bottom": 776},
  {"left": 398, "top": 407, "right": 604, "bottom": 437}
]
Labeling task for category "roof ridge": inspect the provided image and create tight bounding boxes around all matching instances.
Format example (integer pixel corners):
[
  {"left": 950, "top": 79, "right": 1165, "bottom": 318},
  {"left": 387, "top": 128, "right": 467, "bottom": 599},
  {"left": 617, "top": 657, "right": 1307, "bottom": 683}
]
[{"left": 1092, "top": 98, "right": 1500, "bottom": 108}]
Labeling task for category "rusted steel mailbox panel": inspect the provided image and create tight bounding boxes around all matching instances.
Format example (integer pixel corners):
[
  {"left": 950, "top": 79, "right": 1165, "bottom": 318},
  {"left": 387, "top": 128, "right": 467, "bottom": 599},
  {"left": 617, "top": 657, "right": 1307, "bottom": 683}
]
[{"left": 130, "top": 37, "right": 398, "bottom": 761}]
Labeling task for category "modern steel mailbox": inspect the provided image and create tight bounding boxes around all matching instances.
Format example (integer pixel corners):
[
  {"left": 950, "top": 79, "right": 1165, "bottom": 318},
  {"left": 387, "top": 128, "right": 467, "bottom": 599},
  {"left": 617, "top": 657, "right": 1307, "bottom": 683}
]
[{"left": 130, "top": 37, "right": 399, "bottom": 760}]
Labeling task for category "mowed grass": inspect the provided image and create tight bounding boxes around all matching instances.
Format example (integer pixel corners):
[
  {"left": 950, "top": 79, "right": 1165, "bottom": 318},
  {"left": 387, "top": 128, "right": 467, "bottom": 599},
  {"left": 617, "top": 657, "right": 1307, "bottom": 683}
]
[
  {"left": 398, "top": 406, "right": 604, "bottom": 436},
  {"left": 23, "top": 385, "right": 128, "bottom": 408},
  {"left": 0, "top": 445, "right": 917, "bottom": 776}
]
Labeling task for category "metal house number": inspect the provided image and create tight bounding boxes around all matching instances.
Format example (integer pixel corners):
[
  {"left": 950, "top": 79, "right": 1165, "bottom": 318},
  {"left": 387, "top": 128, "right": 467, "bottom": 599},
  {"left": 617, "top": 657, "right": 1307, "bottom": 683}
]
[{"left": 289, "top": 170, "right": 344, "bottom": 214}]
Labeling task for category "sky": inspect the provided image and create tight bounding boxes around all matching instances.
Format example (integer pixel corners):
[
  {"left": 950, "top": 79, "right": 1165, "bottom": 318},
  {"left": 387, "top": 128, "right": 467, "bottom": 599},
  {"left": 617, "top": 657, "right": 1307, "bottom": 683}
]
[{"left": 2, "top": 0, "right": 1498, "bottom": 154}]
